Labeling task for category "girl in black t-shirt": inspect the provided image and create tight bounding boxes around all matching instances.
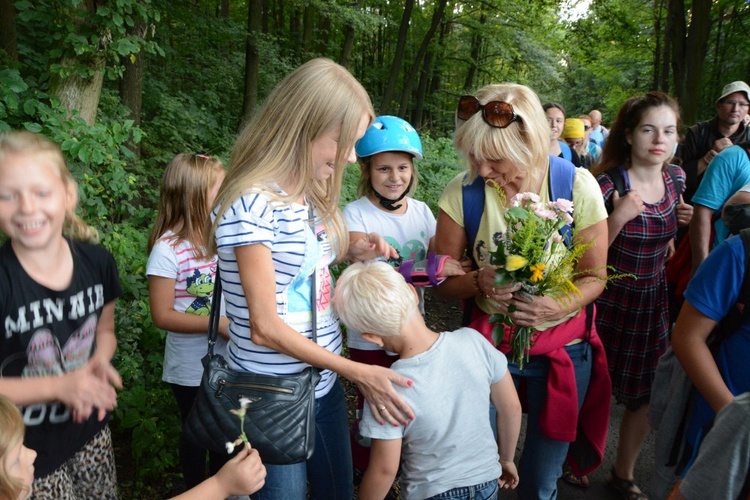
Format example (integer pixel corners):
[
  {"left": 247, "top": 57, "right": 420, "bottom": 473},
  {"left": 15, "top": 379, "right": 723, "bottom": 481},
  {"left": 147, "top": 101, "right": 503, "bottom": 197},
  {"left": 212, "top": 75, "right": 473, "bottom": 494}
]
[{"left": 0, "top": 131, "right": 122, "bottom": 498}]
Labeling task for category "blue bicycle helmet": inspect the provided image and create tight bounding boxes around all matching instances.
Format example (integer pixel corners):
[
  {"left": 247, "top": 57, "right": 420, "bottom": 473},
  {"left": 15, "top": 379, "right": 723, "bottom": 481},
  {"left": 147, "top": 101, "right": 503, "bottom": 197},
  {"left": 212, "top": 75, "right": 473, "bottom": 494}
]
[{"left": 355, "top": 116, "right": 423, "bottom": 160}]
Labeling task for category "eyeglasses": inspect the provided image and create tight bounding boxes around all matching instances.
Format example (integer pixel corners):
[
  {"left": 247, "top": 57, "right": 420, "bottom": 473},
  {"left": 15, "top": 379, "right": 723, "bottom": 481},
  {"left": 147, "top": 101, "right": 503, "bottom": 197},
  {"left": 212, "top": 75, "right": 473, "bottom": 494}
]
[
  {"left": 457, "top": 95, "right": 521, "bottom": 129},
  {"left": 722, "top": 100, "right": 750, "bottom": 109}
]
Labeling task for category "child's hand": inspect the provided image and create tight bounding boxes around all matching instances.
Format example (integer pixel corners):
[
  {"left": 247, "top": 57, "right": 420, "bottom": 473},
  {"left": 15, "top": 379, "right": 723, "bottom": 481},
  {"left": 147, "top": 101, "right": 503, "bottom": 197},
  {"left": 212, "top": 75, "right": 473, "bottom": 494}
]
[
  {"left": 214, "top": 444, "right": 266, "bottom": 496},
  {"left": 611, "top": 190, "right": 645, "bottom": 223},
  {"left": 62, "top": 357, "right": 119, "bottom": 423},
  {"left": 438, "top": 257, "right": 466, "bottom": 278},
  {"left": 218, "top": 316, "right": 231, "bottom": 339},
  {"left": 498, "top": 460, "right": 519, "bottom": 489},
  {"left": 675, "top": 195, "right": 693, "bottom": 227},
  {"left": 348, "top": 233, "right": 399, "bottom": 262}
]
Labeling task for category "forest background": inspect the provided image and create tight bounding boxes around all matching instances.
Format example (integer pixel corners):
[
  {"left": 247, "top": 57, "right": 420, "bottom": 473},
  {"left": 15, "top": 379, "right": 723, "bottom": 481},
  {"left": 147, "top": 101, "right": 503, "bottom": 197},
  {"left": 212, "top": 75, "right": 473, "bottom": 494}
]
[{"left": 0, "top": 0, "right": 748, "bottom": 497}]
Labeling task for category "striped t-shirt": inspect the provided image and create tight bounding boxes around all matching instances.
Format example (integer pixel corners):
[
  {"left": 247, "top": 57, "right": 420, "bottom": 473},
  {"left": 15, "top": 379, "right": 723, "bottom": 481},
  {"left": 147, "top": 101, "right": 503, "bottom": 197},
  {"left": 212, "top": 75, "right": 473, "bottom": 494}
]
[{"left": 212, "top": 188, "right": 341, "bottom": 398}]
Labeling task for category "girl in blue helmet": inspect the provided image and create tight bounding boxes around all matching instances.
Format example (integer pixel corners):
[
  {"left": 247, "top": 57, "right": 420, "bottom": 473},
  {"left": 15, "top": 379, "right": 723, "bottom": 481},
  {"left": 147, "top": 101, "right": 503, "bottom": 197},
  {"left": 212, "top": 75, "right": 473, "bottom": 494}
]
[{"left": 342, "top": 116, "right": 465, "bottom": 475}]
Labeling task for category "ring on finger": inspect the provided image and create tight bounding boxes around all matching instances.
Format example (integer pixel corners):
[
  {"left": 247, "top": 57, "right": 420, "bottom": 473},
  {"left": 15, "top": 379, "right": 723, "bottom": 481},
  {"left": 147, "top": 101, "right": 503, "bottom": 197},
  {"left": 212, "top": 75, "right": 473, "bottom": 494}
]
[{"left": 378, "top": 405, "right": 387, "bottom": 412}]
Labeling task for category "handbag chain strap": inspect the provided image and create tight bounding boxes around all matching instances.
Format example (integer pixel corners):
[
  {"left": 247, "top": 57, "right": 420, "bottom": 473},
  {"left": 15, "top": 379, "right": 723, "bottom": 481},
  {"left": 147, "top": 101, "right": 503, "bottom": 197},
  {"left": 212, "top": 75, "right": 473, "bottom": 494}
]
[{"left": 206, "top": 200, "right": 318, "bottom": 356}]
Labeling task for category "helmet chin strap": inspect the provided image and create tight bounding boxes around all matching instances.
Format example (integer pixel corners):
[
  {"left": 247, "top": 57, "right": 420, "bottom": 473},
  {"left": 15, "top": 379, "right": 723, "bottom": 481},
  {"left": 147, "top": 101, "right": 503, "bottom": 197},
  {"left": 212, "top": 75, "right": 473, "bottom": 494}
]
[{"left": 373, "top": 177, "right": 413, "bottom": 211}]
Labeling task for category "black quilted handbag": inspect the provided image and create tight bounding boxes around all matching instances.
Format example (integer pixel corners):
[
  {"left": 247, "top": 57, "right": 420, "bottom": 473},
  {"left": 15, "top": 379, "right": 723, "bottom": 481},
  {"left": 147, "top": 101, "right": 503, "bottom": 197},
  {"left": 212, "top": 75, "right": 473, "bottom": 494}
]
[{"left": 184, "top": 206, "right": 321, "bottom": 464}]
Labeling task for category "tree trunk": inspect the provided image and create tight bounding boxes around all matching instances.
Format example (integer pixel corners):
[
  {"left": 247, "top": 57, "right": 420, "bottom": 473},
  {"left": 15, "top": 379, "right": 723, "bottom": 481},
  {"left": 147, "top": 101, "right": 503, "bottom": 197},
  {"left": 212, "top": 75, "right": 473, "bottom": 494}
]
[
  {"left": 220, "top": 0, "right": 229, "bottom": 18},
  {"left": 380, "top": 0, "right": 415, "bottom": 115},
  {"left": 340, "top": 0, "right": 364, "bottom": 68},
  {"left": 119, "top": 23, "right": 146, "bottom": 156},
  {"left": 463, "top": 12, "right": 486, "bottom": 92},
  {"left": 398, "top": 0, "right": 447, "bottom": 116},
  {"left": 668, "top": 0, "right": 712, "bottom": 126},
  {"left": 241, "top": 0, "right": 263, "bottom": 128},
  {"left": 302, "top": 4, "right": 314, "bottom": 53},
  {"left": 49, "top": 0, "right": 106, "bottom": 126},
  {"left": 51, "top": 60, "right": 105, "bottom": 126},
  {"left": 411, "top": 49, "right": 433, "bottom": 128},
  {"left": 0, "top": 0, "right": 18, "bottom": 61},
  {"left": 652, "top": 0, "right": 663, "bottom": 90}
]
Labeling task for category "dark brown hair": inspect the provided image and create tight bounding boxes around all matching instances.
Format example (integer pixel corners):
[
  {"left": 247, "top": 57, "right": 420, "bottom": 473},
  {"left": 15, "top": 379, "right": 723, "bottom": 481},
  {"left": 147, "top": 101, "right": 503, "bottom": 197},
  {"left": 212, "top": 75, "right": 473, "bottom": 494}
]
[{"left": 593, "top": 92, "right": 681, "bottom": 175}]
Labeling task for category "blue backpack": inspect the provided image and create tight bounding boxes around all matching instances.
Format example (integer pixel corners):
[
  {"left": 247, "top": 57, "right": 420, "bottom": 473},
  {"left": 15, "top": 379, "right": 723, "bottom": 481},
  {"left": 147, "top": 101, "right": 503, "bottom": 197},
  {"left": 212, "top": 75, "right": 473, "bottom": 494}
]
[{"left": 558, "top": 140, "right": 573, "bottom": 162}]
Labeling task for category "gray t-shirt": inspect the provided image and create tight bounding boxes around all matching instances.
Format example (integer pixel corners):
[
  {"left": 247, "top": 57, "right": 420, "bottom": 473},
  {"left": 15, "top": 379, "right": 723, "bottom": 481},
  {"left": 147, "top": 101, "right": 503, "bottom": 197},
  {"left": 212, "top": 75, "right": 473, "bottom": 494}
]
[
  {"left": 360, "top": 328, "right": 507, "bottom": 499},
  {"left": 680, "top": 392, "right": 750, "bottom": 500}
]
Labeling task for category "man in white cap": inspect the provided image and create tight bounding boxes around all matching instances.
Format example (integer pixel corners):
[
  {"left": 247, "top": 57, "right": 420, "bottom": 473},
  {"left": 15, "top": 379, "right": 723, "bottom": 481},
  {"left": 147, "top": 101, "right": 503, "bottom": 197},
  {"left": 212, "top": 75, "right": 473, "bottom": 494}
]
[
  {"left": 688, "top": 82, "right": 750, "bottom": 273},
  {"left": 676, "top": 81, "right": 750, "bottom": 203}
]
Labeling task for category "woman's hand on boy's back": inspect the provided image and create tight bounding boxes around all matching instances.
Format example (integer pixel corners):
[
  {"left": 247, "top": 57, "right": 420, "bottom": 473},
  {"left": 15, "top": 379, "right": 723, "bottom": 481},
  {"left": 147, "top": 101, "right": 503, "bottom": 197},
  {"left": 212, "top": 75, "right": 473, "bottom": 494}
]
[{"left": 350, "top": 363, "right": 414, "bottom": 426}]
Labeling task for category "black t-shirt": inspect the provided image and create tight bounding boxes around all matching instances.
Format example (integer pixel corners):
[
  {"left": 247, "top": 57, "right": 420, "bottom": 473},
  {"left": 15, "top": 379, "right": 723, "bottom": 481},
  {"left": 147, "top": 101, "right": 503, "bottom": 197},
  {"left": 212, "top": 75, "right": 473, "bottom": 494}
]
[{"left": 0, "top": 239, "right": 122, "bottom": 478}]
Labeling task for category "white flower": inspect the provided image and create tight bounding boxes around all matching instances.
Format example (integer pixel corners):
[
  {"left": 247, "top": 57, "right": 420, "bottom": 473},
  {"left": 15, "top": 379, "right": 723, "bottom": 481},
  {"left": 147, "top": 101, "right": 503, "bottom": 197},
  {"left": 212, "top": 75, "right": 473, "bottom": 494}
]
[
  {"left": 225, "top": 441, "right": 236, "bottom": 454},
  {"left": 239, "top": 397, "right": 252, "bottom": 408},
  {"left": 551, "top": 198, "right": 574, "bottom": 213},
  {"left": 552, "top": 233, "right": 563, "bottom": 243},
  {"left": 533, "top": 206, "right": 558, "bottom": 221}
]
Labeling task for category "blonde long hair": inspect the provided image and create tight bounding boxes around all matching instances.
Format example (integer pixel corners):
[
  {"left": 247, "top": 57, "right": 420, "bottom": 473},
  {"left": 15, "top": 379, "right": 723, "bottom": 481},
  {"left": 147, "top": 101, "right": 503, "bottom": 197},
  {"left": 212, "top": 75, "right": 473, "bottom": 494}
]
[
  {"left": 454, "top": 84, "right": 550, "bottom": 191},
  {"left": 0, "top": 396, "right": 27, "bottom": 500},
  {"left": 0, "top": 131, "right": 99, "bottom": 243},
  {"left": 148, "top": 153, "right": 225, "bottom": 259},
  {"left": 208, "top": 58, "right": 374, "bottom": 257}
]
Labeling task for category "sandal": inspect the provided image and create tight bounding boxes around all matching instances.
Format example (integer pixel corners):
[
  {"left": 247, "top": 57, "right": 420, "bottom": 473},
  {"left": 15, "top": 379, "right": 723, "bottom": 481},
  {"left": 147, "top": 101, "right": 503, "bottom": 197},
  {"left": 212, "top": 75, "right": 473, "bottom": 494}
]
[
  {"left": 607, "top": 467, "right": 649, "bottom": 500},
  {"left": 561, "top": 467, "right": 589, "bottom": 489}
]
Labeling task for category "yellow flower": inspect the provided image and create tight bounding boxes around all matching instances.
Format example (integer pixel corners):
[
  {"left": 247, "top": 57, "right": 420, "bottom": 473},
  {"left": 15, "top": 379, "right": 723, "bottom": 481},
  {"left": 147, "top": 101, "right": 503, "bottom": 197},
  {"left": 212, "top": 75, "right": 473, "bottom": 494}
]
[
  {"left": 530, "top": 263, "right": 546, "bottom": 282},
  {"left": 505, "top": 255, "right": 529, "bottom": 271}
]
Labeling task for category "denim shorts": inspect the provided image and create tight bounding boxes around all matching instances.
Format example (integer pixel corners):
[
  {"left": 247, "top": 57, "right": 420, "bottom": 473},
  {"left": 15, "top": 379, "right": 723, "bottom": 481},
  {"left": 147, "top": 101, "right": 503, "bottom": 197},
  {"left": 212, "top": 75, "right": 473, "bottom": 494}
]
[{"left": 426, "top": 479, "right": 498, "bottom": 500}]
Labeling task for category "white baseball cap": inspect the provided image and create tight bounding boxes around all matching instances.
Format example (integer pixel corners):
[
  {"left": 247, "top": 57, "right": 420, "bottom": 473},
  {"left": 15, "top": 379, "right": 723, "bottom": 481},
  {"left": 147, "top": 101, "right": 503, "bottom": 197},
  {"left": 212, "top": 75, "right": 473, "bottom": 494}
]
[{"left": 716, "top": 81, "right": 750, "bottom": 104}]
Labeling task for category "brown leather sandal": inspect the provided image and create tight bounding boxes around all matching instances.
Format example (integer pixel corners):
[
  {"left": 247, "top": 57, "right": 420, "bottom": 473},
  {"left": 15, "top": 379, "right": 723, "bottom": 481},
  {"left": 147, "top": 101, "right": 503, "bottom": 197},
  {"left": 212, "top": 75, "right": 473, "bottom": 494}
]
[
  {"left": 561, "top": 465, "right": 589, "bottom": 488},
  {"left": 607, "top": 468, "right": 649, "bottom": 500}
]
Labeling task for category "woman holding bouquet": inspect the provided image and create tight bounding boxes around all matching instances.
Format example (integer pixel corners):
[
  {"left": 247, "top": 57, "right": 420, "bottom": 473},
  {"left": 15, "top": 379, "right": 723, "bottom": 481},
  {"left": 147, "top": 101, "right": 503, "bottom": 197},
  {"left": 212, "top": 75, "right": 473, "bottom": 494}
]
[
  {"left": 593, "top": 92, "right": 692, "bottom": 500},
  {"left": 434, "top": 84, "right": 611, "bottom": 499}
]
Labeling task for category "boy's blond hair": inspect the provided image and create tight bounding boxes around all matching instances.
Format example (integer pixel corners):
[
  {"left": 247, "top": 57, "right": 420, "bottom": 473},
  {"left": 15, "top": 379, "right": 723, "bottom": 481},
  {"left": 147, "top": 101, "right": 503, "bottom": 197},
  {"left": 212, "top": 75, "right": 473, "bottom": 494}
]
[
  {"left": 0, "top": 131, "right": 98, "bottom": 243},
  {"left": 334, "top": 260, "right": 418, "bottom": 338}
]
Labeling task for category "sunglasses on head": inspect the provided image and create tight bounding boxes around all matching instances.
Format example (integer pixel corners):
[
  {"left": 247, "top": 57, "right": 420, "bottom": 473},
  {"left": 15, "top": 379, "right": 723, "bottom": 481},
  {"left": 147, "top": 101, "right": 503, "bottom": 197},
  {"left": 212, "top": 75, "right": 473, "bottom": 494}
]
[{"left": 457, "top": 95, "right": 521, "bottom": 129}]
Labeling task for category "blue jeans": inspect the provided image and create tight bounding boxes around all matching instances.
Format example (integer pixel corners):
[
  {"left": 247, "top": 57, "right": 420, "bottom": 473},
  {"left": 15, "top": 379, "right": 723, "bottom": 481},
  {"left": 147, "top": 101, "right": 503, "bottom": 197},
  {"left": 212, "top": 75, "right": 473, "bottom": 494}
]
[
  {"left": 250, "top": 380, "right": 353, "bottom": 500},
  {"left": 426, "top": 479, "right": 499, "bottom": 500},
  {"left": 511, "top": 342, "right": 592, "bottom": 500}
]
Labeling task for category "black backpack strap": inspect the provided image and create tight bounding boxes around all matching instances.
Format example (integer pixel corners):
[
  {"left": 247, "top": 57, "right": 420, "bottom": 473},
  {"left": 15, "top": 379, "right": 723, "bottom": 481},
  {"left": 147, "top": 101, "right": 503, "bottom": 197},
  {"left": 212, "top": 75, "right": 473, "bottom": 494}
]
[{"left": 605, "top": 167, "right": 627, "bottom": 197}]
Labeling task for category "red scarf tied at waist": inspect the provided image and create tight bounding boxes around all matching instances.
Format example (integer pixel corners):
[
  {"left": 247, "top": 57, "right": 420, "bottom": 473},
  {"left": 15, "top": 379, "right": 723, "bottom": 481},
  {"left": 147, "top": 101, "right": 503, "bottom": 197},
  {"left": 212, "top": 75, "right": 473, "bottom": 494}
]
[{"left": 469, "top": 306, "right": 612, "bottom": 476}]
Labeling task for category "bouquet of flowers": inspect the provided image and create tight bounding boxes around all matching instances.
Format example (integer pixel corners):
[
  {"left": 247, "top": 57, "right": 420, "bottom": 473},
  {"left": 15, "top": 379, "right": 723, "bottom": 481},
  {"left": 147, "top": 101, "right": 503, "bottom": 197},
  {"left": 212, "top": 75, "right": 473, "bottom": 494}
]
[{"left": 489, "top": 191, "right": 590, "bottom": 368}]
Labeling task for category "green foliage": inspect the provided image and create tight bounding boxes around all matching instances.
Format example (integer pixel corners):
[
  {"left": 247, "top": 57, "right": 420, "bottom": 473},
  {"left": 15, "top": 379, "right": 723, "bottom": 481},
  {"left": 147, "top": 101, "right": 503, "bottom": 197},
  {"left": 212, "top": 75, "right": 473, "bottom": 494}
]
[
  {"left": 14, "top": 0, "right": 163, "bottom": 82},
  {"left": 414, "top": 134, "right": 463, "bottom": 214}
]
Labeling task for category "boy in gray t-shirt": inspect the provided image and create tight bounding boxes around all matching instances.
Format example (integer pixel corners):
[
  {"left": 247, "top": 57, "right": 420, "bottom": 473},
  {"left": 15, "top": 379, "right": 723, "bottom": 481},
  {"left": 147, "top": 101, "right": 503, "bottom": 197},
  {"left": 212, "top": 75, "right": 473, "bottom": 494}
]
[{"left": 334, "top": 261, "right": 522, "bottom": 500}]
